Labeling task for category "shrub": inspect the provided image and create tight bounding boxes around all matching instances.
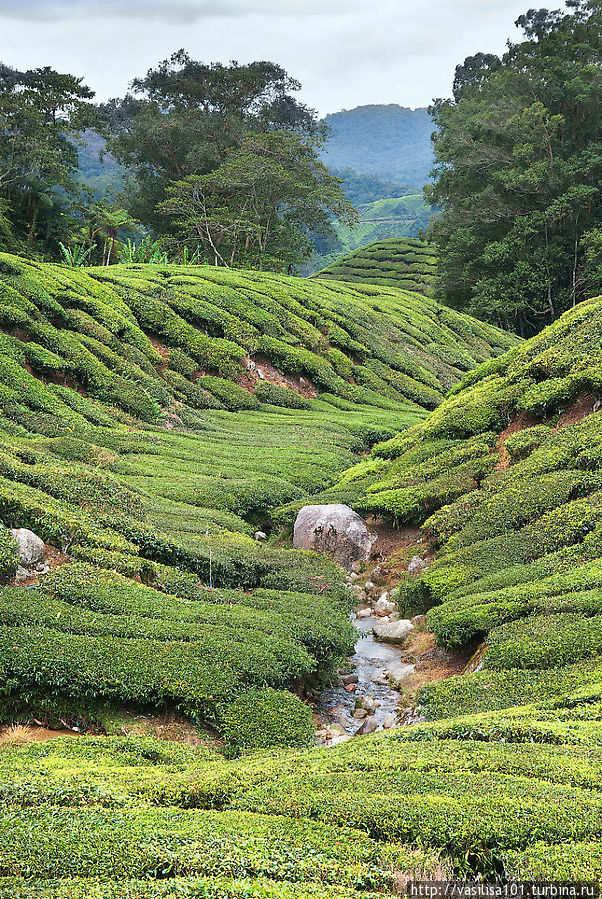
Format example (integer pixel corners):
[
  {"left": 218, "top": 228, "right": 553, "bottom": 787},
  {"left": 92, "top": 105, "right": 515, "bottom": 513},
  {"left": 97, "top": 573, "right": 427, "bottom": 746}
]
[
  {"left": 255, "top": 382, "right": 311, "bottom": 409},
  {"left": 219, "top": 687, "right": 314, "bottom": 753}
]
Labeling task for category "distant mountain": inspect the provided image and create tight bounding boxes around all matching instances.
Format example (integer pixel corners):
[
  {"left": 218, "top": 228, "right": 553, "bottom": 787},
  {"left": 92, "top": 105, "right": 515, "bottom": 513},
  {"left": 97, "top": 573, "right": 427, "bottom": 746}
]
[
  {"left": 76, "top": 130, "right": 125, "bottom": 199},
  {"left": 320, "top": 104, "right": 434, "bottom": 190}
]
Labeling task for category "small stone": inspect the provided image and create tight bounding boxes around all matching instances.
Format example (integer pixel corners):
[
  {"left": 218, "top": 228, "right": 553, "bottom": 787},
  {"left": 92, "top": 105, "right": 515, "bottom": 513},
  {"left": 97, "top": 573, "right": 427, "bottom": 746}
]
[
  {"left": 329, "top": 723, "right": 346, "bottom": 735},
  {"left": 254, "top": 531, "right": 268, "bottom": 542},
  {"left": 344, "top": 683, "right": 356, "bottom": 693},
  {"left": 352, "top": 708, "right": 367, "bottom": 719},
  {"left": 386, "top": 662, "right": 416, "bottom": 684},
  {"left": 374, "top": 593, "right": 396, "bottom": 616},
  {"left": 355, "top": 717, "right": 378, "bottom": 736},
  {"left": 15, "top": 566, "right": 29, "bottom": 581},
  {"left": 357, "top": 608, "right": 372, "bottom": 619},
  {"left": 382, "top": 713, "right": 398, "bottom": 729},
  {"left": 351, "top": 561, "right": 362, "bottom": 574},
  {"left": 408, "top": 555, "right": 427, "bottom": 574},
  {"left": 364, "top": 580, "right": 375, "bottom": 592},
  {"left": 256, "top": 368, "right": 265, "bottom": 380},
  {"left": 341, "top": 674, "right": 359, "bottom": 685},
  {"left": 361, "top": 695, "right": 377, "bottom": 713}
]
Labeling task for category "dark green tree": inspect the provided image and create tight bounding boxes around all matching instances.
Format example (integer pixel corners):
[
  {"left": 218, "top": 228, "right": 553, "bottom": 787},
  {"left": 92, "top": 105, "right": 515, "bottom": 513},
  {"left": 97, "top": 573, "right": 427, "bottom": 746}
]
[
  {"left": 427, "top": 0, "right": 602, "bottom": 335},
  {"left": 102, "top": 52, "right": 322, "bottom": 233},
  {"left": 159, "top": 130, "right": 355, "bottom": 272},
  {"left": 0, "top": 64, "right": 96, "bottom": 256}
]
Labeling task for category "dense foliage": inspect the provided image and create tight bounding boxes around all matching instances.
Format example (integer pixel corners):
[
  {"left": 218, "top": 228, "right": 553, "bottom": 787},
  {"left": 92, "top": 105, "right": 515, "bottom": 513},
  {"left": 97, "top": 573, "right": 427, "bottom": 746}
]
[
  {"left": 100, "top": 52, "right": 351, "bottom": 271},
  {"left": 428, "top": 0, "right": 602, "bottom": 335},
  {"left": 0, "top": 64, "right": 96, "bottom": 257}
]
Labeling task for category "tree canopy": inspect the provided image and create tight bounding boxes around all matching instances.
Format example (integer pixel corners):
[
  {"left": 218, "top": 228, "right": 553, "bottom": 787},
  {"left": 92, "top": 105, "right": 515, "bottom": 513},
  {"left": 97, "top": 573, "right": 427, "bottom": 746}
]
[
  {"left": 0, "top": 64, "right": 96, "bottom": 256},
  {"left": 101, "top": 52, "right": 324, "bottom": 234},
  {"left": 427, "top": 0, "right": 602, "bottom": 335},
  {"left": 160, "top": 130, "right": 355, "bottom": 270}
]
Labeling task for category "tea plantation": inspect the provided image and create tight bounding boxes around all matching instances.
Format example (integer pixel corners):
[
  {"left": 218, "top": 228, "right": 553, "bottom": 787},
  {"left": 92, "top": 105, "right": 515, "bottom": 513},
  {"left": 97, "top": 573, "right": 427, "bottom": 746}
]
[
  {"left": 5, "top": 253, "right": 602, "bottom": 892},
  {"left": 0, "top": 253, "right": 514, "bottom": 737},
  {"left": 252, "top": 291, "right": 602, "bottom": 883},
  {"left": 312, "top": 238, "right": 436, "bottom": 294}
]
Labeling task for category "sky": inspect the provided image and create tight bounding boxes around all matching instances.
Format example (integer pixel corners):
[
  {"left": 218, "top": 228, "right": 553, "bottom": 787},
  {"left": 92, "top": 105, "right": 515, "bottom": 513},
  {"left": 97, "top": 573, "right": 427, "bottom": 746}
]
[{"left": 0, "top": 0, "right": 565, "bottom": 115}]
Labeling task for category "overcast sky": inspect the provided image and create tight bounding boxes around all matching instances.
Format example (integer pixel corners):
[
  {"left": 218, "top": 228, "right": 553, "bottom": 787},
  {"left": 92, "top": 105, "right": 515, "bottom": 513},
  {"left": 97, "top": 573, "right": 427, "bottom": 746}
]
[{"left": 0, "top": 0, "right": 565, "bottom": 114}]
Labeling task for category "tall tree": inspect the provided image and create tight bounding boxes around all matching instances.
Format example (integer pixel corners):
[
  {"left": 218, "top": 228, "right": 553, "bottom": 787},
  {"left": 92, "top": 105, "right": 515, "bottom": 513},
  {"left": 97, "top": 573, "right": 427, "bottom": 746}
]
[
  {"left": 102, "top": 52, "right": 321, "bottom": 233},
  {"left": 427, "top": 0, "right": 602, "bottom": 335},
  {"left": 159, "top": 130, "right": 355, "bottom": 272},
  {"left": 0, "top": 64, "right": 96, "bottom": 256}
]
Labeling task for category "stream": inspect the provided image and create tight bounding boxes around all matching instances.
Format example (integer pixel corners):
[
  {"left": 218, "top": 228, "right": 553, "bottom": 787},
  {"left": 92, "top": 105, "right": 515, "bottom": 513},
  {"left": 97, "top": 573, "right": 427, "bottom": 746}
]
[{"left": 315, "top": 609, "right": 416, "bottom": 745}]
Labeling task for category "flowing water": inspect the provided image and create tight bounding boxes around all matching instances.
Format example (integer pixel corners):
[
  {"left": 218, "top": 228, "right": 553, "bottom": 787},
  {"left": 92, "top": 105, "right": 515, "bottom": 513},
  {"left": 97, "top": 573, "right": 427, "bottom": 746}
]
[{"left": 315, "top": 611, "right": 415, "bottom": 744}]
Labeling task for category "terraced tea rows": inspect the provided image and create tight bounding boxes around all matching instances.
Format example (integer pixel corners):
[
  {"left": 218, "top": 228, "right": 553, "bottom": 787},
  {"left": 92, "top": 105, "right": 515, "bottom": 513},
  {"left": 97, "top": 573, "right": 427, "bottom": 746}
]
[
  {"left": 7, "top": 254, "right": 599, "bottom": 891},
  {"left": 0, "top": 254, "right": 515, "bottom": 745},
  {"left": 313, "top": 238, "right": 436, "bottom": 294}
]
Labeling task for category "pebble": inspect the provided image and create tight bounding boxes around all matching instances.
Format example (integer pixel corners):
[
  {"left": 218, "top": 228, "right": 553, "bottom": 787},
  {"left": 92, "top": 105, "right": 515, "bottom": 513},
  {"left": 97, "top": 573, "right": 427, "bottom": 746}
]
[
  {"left": 352, "top": 708, "right": 367, "bottom": 719},
  {"left": 341, "top": 673, "right": 359, "bottom": 685},
  {"left": 344, "top": 683, "right": 356, "bottom": 693},
  {"left": 357, "top": 608, "right": 372, "bottom": 619}
]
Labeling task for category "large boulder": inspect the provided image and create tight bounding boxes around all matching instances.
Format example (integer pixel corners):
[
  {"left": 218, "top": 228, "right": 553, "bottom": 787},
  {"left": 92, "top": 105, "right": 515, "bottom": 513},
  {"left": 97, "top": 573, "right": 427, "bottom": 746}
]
[
  {"left": 373, "top": 619, "right": 414, "bottom": 644},
  {"left": 293, "top": 504, "right": 373, "bottom": 571},
  {"left": 11, "top": 528, "right": 45, "bottom": 567}
]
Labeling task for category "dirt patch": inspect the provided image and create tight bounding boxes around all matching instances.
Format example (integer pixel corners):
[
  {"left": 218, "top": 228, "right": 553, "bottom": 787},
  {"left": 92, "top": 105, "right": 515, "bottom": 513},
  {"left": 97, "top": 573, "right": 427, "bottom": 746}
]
[
  {"left": 148, "top": 336, "right": 170, "bottom": 373},
  {"left": 496, "top": 411, "right": 540, "bottom": 471},
  {"left": 238, "top": 355, "right": 318, "bottom": 398},
  {"left": 396, "top": 626, "right": 474, "bottom": 705},
  {"left": 106, "top": 709, "right": 223, "bottom": 749},
  {"left": 12, "top": 544, "right": 71, "bottom": 587},
  {"left": 496, "top": 393, "right": 601, "bottom": 472},
  {"left": 0, "top": 724, "right": 78, "bottom": 744},
  {"left": 366, "top": 517, "right": 433, "bottom": 591},
  {"left": 557, "top": 392, "right": 600, "bottom": 428}
]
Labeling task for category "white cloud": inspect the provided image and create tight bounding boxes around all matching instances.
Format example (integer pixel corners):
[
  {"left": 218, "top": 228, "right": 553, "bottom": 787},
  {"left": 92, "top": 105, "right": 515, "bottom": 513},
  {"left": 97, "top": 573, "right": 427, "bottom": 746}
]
[{"left": 0, "top": 0, "right": 567, "bottom": 113}]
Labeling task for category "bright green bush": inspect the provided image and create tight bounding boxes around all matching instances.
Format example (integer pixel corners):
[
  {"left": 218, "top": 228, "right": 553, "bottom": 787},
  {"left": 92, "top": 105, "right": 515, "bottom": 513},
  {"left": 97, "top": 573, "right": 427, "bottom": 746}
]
[
  {"left": 255, "top": 382, "right": 311, "bottom": 409},
  {"left": 219, "top": 687, "right": 314, "bottom": 753}
]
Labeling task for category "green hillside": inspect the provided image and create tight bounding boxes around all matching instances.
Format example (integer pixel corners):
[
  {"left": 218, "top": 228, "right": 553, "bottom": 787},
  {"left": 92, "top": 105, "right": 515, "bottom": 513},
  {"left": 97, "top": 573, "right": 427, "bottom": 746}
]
[
  {"left": 3, "top": 263, "right": 602, "bottom": 889},
  {"left": 312, "top": 237, "right": 436, "bottom": 294},
  {"left": 304, "top": 195, "right": 434, "bottom": 275},
  {"left": 0, "top": 254, "right": 514, "bottom": 744}
]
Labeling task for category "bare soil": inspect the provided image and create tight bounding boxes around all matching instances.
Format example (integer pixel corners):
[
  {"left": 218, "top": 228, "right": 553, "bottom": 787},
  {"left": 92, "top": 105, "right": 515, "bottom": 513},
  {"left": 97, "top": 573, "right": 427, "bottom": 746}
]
[{"left": 237, "top": 354, "right": 318, "bottom": 398}]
